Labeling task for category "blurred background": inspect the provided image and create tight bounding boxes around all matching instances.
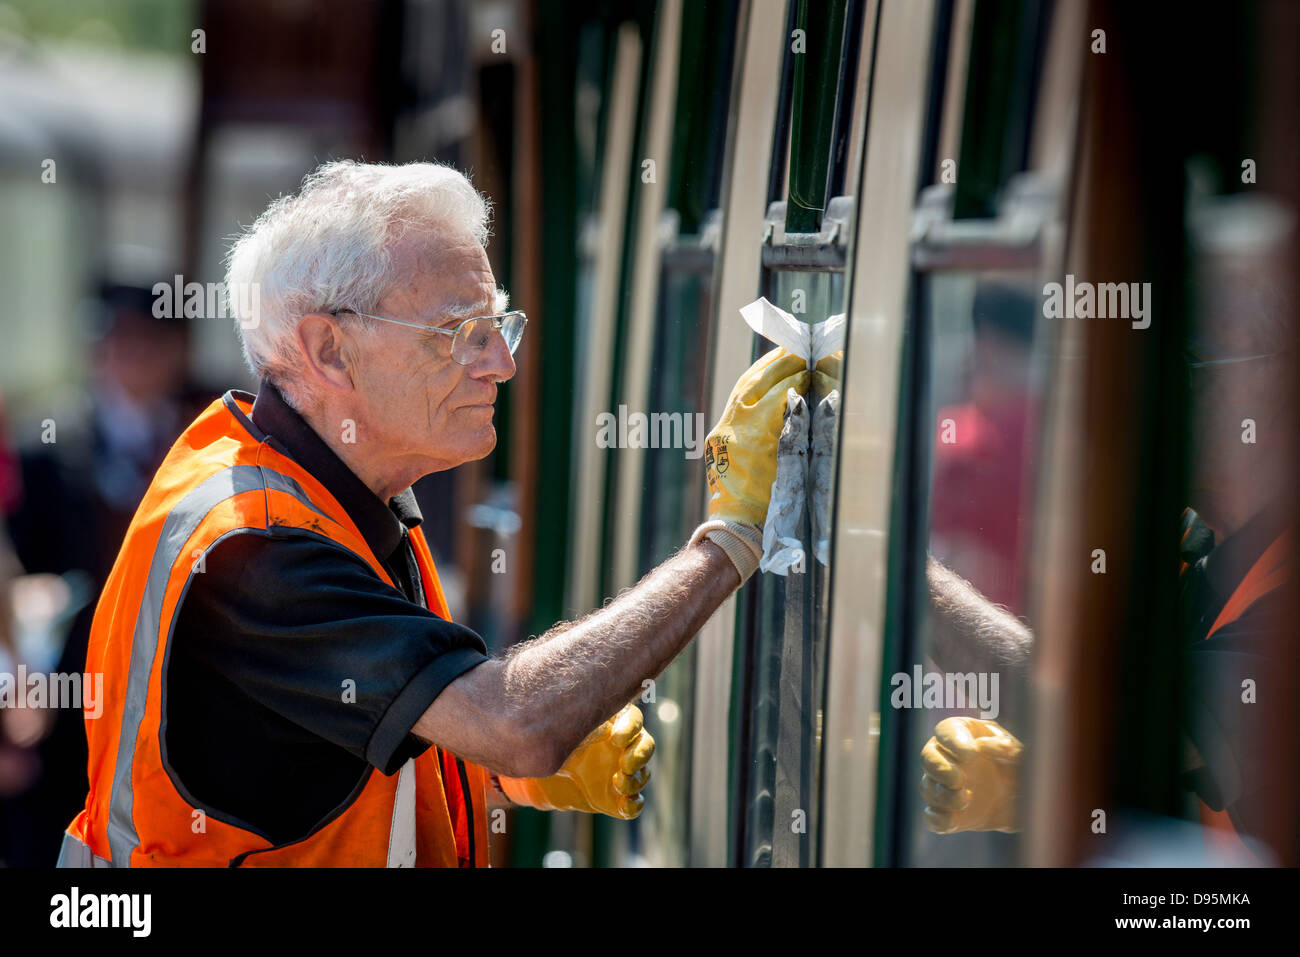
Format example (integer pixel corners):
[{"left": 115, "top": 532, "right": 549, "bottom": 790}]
[{"left": 0, "top": 0, "right": 1296, "bottom": 869}]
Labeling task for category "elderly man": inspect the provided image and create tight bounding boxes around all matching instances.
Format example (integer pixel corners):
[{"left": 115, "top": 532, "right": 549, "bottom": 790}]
[{"left": 57, "top": 160, "right": 806, "bottom": 867}]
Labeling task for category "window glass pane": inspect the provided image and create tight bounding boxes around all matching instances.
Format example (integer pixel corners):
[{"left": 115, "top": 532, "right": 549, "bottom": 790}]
[
  {"left": 632, "top": 257, "right": 714, "bottom": 866},
  {"left": 622, "top": 0, "right": 742, "bottom": 870},
  {"left": 896, "top": 271, "right": 1044, "bottom": 865},
  {"left": 732, "top": 0, "right": 865, "bottom": 869},
  {"left": 951, "top": 1, "right": 1049, "bottom": 219},
  {"left": 785, "top": 0, "right": 849, "bottom": 233},
  {"left": 641, "top": 266, "right": 713, "bottom": 567},
  {"left": 736, "top": 267, "right": 845, "bottom": 867}
]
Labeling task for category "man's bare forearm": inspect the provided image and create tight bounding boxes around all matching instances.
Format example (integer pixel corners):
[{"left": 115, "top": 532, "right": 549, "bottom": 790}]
[
  {"left": 507, "top": 538, "right": 740, "bottom": 752},
  {"left": 926, "top": 555, "right": 1033, "bottom": 674},
  {"left": 414, "top": 539, "right": 740, "bottom": 777}
]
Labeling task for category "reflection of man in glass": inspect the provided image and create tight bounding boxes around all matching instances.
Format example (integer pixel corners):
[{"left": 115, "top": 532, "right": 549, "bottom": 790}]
[
  {"left": 923, "top": 285, "right": 1038, "bottom": 693},
  {"left": 920, "top": 282, "right": 1039, "bottom": 835},
  {"left": 1178, "top": 254, "right": 1292, "bottom": 858},
  {"left": 919, "top": 257, "right": 1293, "bottom": 860}
]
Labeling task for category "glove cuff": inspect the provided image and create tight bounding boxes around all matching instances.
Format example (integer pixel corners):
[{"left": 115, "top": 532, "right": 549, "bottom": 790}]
[
  {"left": 496, "top": 774, "right": 543, "bottom": 809},
  {"left": 689, "top": 520, "right": 762, "bottom": 584}
]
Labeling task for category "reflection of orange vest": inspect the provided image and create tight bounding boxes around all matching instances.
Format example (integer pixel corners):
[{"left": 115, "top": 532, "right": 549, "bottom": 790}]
[
  {"left": 1197, "top": 528, "right": 1291, "bottom": 856},
  {"left": 58, "top": 393, "right": 490, "bottom": 867}
]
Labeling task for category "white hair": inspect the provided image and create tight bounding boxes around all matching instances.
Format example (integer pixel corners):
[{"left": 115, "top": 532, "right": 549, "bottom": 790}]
[{"left": 224, "top": 159, "right": 491, "bottom": 409}]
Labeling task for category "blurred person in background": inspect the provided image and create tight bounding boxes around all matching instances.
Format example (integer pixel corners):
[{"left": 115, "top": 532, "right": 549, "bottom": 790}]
[
  {"left": 2, "top": 282, "right": 210, "bottom": 866},
  {"left": 0, "top": 393, "right": 64, "bottom": 865},
  {"left": 930, "top": 282, "right": 1039, "bottom": 615},
  {"left": 910, "top": 285, "right": 1040, "bottom": 785},
  {"left": 7, "top": 281, "right": 200, "bottom": 586},
  {"left": 0, "top": 397, "right": 38, "bottom": 860}
]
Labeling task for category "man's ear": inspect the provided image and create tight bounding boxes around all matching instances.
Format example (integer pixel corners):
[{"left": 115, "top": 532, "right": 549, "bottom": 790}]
[{"left": 295, "top": 313, "right": 355, "bottom": 395}]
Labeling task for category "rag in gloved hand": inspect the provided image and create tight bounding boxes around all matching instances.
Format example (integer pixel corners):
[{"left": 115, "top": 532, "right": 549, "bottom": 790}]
[{"left": 737, "top": 298, "right": 844, "bottom": 574}]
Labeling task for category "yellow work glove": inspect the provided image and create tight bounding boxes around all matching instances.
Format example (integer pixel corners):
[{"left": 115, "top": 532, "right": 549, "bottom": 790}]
[
  {"left": 690, "top": 348, "right": 809, "bottom": 582},
  {"left": 497, "top": 704, "right": 655, "bottom": 820},
  {"left": 704, "top": 347, "right": 810, "bottom": 527},
  {"left": 920, "top": 716, "right": 1023, "bottom": 834}
]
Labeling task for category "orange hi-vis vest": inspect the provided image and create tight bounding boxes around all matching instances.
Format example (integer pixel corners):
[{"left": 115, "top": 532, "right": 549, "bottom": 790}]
[
  {"left": 1185, "top": 511, "right": 1292, "bottom": 858},
  {"left": 57, "top": 392, "right": 491, "bottom": 867}
]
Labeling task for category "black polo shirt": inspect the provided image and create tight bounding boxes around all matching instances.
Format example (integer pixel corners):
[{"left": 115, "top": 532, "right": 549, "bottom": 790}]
[{"left": 164, "top": 382, "right": 489, "bottom": 846}]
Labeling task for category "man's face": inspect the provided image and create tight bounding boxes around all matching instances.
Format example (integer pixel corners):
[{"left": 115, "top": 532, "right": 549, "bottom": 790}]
[{"left": 346, "top": 233, "right": 516, "bottom": 475}]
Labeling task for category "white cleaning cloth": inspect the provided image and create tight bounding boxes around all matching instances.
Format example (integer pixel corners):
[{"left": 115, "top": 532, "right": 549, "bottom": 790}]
[
  {"left": 759, "top": 388, "right": 808, "bottom": 575},
  {"left": 739, "top": 297, "right": 845, "bottom": 369},
  {"left": 739, "top": 297, "right": 844, "bottom": 575},
  {"left": 810, "top": 388, "right": 839, "bottom": 566}
]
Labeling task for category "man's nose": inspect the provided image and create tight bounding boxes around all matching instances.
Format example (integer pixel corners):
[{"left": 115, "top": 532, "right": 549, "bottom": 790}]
[{"left": 471, "top": 329, "right": 516, "bottom": 383}]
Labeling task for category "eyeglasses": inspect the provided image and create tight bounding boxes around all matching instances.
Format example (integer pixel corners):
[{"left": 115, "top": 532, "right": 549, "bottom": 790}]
[{"left": 331, "top": 308, "right": 527, "bottom": 366}]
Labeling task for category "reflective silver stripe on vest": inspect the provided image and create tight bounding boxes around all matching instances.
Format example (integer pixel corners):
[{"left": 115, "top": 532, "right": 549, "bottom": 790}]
[
  {"left": 261, "top": 468, "right": 337, "bottom": 526},
  {"left": 387, "top": 758, "right": 418, "bottom": 867},
  {"left": 107, "top": 465, "right": 311, "bottom": 866},
  {"left": 56, "top": 830, "right": 112, "bottom": 868}
]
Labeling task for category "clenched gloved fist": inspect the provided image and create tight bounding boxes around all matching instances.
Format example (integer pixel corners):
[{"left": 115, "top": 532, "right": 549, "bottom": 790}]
[
  {"left": 690, "top": 348, "right": 809, "bottom": 583},
  {"left": 920, "top": 716, "right": 1022, "bottom": 834},
  {"left": 497, "top": 704, "right": 655, "bottom": 820}
]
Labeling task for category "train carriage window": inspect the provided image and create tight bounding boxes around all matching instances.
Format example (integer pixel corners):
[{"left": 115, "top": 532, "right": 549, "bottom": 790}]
[
  {"left": 638, "top": 0, "right": 739, "bottom": 574},
  {"left": 877, "top": 0, "right": 1057, "bottom": 867},
  {"left": 611, "top": 0, "right": 741, "bottom": 867},
  {"left": 733, "top": 0, "right": 868, "bottom": 868},
  {"left": 896, "top": 267, "right": 1043, "bottom": 867}
]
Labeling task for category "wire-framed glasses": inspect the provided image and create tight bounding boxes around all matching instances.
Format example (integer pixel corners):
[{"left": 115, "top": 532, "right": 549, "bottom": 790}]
[{"left": 332, "top": 308, "right": 527, "bottom": 365}]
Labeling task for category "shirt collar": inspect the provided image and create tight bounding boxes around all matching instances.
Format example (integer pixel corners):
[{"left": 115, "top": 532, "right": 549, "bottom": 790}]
[
  {"left": 1199, "top": 504, "right": 1288, "bottom": 601},
  {"left": 1180, "top": 503, "right": 1289, "bottom": 639},
  {"left": 249, "top": 381, "right": 422, "bottom": 563}
]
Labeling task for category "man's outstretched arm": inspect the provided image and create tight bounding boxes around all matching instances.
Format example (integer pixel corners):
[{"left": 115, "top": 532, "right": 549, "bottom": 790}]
[
  {"left": 926, "top": 555, "right": 1034, "bottom": 675},
  {"left": 413, "top": 348, "right": 809, "bottom": 778},
  {"left": 416, "top": 538, "right": 738, "bottom": 777}
]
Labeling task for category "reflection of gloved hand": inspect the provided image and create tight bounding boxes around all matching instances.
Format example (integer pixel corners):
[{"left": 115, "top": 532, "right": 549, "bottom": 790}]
[
  {"left": 813, "top": 350, "right": 842, "bottom": 406},
  {"left": 498, "top": 704, "right": 655, "bottom": 820},
  {"left": 920, "top": 716, "right": 1022, "bottom": 834},
  {"left": 809, "top": 350, "right": 842, "bottom": 567},
  {"left": 691, "top": 348, "right": 809, "bottom": 582}
]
